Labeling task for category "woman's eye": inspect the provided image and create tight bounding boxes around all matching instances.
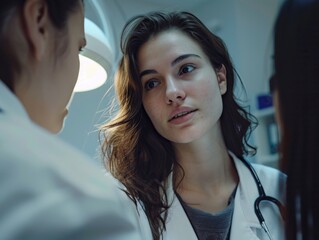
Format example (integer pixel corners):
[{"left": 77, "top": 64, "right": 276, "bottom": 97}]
[
  {"left": 145, "top": 79, "right": 160, "bottom": 90},
  {"left": 179, "top": 65, "right": 195, "bottom": 75}
]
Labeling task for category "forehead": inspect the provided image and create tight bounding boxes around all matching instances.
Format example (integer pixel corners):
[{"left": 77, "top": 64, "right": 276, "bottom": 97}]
[
  {"left": 138, "top": 29, "right": 207, "bottom": 68},
  {"left": 66, "top": 2, "right": 85, "bottom": 33}
]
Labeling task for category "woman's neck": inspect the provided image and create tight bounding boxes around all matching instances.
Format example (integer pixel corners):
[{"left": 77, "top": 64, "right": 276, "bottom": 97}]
[
  {"left": 173, "top": 128, "right": 239, "bottom": 212},
  {"left": 175, "top": 142, "right": 236, "bottom": 189}
]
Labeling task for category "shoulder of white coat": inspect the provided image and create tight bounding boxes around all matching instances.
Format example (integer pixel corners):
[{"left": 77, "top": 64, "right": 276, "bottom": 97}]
[
  {"left": 252, "top": 163, "right": 287, "bottom": 202},
  {"left": 251, "top": 163, "right": 286, "bottom": 182}
]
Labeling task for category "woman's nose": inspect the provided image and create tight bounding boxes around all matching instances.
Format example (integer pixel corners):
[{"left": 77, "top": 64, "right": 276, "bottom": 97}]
[{"left": 165, "top": 78, "right": 186, "bottom": 104}]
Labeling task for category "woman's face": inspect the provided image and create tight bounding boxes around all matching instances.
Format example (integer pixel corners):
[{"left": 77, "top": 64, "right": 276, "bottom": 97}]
[
  {"left": 48, "top": 2, "right": 85, "bottom": 132},
  {"left": 138, "top": 30, "right": 227, "bottom": 144}
]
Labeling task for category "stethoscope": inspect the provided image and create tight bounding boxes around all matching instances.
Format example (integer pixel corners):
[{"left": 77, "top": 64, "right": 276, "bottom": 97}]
[{"left": 239, "top": 157, "right": 285, "bottom": 240}]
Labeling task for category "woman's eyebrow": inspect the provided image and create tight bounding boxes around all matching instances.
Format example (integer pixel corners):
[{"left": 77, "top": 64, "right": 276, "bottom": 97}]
[
  {"left": 171, "top": 54, "right": 200, "bottom": 67},
  {"left": 139, "top": 69, "right": 158, "bottom": 79},
  {"left": 139, "top": 54, "right": 200, "bottom": 79}
]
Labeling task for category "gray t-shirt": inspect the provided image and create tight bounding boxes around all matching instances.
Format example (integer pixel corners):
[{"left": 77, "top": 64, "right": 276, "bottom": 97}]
[{"left": 176, "top": 186, "right": 237, "bottom": 240}]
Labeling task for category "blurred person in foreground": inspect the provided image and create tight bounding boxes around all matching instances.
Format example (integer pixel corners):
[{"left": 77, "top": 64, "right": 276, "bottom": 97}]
[{"left": 0, "top": 0, "right": 142, "bottom": 239}]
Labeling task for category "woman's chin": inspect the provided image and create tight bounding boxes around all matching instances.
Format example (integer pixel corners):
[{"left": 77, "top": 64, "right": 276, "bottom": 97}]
[{"left": 52, "top": 109, "right": 69, "bottom": 134}]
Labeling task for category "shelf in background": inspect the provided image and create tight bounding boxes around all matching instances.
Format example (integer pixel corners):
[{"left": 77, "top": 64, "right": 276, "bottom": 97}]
[
  {"left": 253, "top": 106, "right": 280, "bottom": 169},
  {"left": 254, "top": 107, "right": 275, "bottom": 118},
  {"left": 258, "top": 153, "right": 279, "bottom": 164}
]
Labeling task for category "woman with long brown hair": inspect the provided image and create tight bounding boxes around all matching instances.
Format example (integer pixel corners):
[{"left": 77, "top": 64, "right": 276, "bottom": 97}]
[{"left": 101, "top": 11, "right": 286, "bottom": 240}]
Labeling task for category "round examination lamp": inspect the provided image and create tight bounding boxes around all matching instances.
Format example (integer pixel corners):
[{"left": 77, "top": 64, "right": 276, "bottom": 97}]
[{"left": 74, "top": 18, "right": 114, "bottom": 92}]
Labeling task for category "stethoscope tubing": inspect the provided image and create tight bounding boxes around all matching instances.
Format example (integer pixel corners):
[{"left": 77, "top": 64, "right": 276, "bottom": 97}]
[{"left": 239, "top": 157, "right": 285, "bottom": 240}]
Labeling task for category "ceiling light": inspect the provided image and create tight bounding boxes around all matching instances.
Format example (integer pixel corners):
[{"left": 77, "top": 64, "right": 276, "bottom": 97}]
[{"left": 74, "top": 18, "right": 114, "bottom": 92}]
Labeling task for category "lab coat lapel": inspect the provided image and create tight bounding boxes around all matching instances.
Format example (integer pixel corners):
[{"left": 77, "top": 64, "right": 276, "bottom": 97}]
[
  {"left": 229, "top": 153, "right": 262, "bottom": 240},
  {"left": 163, "top": 172, "right": 198, "bottom": 240},
  {"left": 164, "top": 195, "right": 198, "bottom": 239},
  {"left": 229, "top": 190, "right": 261, "bottom": 240}
]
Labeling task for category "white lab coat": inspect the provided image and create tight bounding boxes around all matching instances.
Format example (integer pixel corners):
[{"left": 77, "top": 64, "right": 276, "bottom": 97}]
[
  {"left": 0, "top": 81, "right": 142, "bottom": 240},
  {"left": 136, "top": 152, "right": 286, "bottom": 240}
]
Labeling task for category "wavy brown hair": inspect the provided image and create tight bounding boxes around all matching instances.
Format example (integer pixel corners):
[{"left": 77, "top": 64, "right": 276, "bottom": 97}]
[{"left": 100, "top": 11, "right": 257, "bottom": 240}]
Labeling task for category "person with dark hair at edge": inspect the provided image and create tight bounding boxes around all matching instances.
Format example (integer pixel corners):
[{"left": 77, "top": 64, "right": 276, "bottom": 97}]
[{"left": 271, "top": 0, "right": 319, "bottom": 239}]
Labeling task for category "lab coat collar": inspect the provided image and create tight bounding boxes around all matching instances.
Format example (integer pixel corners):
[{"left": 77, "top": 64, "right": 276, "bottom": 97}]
[
  {"left": 164, "top": 170, "right": 198, "bottom": 239},
  {"left": 165, "top": 152, "right": 261, "bottom": 227},
  {"left": 0, "top": 80, "right": 30, "bottom": 120},
  {"left": 164, "top": 152, "right": 263, "bottom": 239}
]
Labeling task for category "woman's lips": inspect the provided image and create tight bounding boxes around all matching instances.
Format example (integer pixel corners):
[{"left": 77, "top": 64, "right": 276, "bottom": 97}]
[{"left": 168, "top": 109, "right": 197, "bottom": 124}]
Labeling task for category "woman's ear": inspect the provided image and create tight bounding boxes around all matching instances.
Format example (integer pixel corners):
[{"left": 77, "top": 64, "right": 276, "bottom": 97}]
[
  {"left": 22, "top": 0, "right": 50, "bottom": 61},
  {"left": 217, "top": 64, "right": 227, "bottom": 95}
]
